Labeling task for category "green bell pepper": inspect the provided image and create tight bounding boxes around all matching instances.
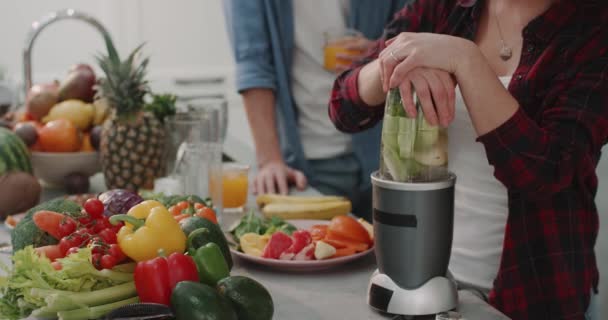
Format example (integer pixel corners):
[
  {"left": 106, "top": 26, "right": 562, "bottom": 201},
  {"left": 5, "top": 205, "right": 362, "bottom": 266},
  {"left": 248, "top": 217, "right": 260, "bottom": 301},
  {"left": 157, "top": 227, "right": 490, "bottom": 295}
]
[{"left": 189, "top": 230, "right": 230, "bottom": 286}]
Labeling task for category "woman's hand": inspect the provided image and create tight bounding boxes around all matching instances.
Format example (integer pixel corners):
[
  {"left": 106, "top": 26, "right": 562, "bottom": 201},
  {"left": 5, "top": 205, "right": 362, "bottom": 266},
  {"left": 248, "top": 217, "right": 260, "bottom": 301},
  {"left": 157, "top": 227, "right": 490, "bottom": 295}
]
[
  {"left": 396, "top": 68, "right": 456, "bottom": 127},
  {"left": 377, "top": 32, "right": 475, "bottom": 125},
  {"left": 253, "top": 160, "right": 307, "bottom": 195}
]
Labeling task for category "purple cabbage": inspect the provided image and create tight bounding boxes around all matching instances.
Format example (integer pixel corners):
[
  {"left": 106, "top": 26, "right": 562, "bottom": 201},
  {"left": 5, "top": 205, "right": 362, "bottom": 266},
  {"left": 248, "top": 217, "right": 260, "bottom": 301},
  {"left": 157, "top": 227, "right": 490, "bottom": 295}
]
[{"left": 99, "top": 189, "right": 143, "bottom": 217}]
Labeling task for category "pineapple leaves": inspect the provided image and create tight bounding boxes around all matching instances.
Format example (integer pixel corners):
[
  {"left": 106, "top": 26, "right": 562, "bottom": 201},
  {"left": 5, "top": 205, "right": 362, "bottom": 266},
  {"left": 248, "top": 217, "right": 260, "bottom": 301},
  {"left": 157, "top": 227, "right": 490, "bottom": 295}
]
[{"left": 96, "top": 36, "right": 150, "bottom": 119}]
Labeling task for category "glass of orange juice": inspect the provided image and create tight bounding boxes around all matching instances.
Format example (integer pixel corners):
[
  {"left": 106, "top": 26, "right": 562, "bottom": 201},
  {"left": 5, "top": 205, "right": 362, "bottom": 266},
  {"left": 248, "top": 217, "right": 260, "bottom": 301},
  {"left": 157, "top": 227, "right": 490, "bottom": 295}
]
[
  {"left": 323, "top": 28, "right": 365, "bottom": 72},
  {"left": 222, "top": 163, "right": 250, "bottom": 209}
]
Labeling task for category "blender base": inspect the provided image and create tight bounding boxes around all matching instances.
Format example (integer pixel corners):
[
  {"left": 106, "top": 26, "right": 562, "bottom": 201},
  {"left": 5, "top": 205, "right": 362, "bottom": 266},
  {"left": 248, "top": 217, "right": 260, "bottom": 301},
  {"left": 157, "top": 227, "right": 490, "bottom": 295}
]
[{"left": 367, "top": 270, "right": 458, "bottom": 316}]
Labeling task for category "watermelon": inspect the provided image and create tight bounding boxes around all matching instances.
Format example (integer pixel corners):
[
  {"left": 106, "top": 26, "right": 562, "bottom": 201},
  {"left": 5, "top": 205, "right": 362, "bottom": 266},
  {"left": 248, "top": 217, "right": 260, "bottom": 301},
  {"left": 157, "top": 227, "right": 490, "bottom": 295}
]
[
  {"left": 0, "top": 127, "right": 32, "bottom": 176},
  {"left": 262, "top": 232, "right": 293, "bottom": 259},
  {"left": 280, "top": 230, "right": 312, "bottom": 260}
]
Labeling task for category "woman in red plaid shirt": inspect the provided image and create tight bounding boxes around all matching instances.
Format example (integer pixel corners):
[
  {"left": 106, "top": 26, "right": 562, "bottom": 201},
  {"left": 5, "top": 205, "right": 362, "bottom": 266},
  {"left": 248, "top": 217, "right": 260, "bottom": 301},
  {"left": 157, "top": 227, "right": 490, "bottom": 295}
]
[{"left": 329, "top": 0, "right": 607, "bottom": 319}]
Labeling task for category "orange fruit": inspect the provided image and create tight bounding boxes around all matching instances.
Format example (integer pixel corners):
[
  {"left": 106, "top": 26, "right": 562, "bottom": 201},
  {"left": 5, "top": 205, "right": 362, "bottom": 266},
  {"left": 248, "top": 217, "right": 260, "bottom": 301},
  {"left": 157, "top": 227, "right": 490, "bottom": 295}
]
[
  {"left": 80, "top": 133, "right": 94, "bottom": 152},
  {"left": 327, "top": 215, "right": 372, "bottom": 245},
  {"left": 38, "top": 119, "right": 82, "bottom": 152}
]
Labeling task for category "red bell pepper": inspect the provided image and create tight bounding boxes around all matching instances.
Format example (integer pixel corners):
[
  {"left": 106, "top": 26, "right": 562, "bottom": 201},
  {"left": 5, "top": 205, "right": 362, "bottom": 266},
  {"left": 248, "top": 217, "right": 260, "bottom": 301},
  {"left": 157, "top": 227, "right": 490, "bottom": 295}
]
[{"left": 134, "top": 252, "right": 199, "bottom": 305}]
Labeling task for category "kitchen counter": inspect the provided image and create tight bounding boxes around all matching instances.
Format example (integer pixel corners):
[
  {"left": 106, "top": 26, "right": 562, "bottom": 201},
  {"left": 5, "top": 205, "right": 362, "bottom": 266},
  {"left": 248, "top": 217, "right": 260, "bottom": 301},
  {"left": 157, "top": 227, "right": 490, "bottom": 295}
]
[{"left": 0, "top": 174, "right": 510, "bottom": 320}]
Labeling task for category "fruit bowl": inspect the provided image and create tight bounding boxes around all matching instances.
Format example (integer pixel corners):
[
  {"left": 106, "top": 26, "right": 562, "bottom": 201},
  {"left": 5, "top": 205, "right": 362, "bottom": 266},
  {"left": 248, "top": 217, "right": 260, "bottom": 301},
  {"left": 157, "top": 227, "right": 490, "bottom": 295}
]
[{"left": 30, "top": 151, "right": 100, "bottom": 187}]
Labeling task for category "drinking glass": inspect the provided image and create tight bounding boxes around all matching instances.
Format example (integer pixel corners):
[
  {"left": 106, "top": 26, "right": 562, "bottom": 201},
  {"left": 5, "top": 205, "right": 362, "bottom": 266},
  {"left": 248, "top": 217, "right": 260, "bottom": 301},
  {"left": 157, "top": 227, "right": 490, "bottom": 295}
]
[
  {"left": 323, "top": 28, "right": 365, "bottom": 72},
  {"left": 222, "top": 163, "right": 250, "bottom": 209},
  {"left": 186, "top": 97, "right": 228, "bottom": 144},
  {"left": 167, "top": 109, "right": 223, "bottom": 222}
]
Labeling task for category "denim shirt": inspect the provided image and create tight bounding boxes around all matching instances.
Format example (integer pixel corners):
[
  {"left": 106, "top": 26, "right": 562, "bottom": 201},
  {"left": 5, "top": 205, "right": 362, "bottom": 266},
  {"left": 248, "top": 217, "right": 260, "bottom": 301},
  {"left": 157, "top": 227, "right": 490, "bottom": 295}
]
[{"left": 223, "top": 0, "right": 407, "bottom": 188}]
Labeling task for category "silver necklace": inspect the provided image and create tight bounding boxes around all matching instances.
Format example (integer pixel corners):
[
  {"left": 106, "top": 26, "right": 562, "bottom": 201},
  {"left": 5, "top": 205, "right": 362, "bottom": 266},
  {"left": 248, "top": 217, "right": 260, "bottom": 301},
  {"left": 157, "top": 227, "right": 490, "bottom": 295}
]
[{"left": 494, "top": 11, "right": 512, "bottom": 61}]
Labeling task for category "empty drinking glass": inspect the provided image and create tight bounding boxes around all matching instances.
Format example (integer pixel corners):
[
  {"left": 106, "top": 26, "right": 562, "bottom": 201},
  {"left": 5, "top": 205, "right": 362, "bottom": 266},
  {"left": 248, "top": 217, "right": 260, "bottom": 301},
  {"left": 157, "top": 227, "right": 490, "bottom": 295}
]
[{"left": 166, "top": 108, "right": 223, "bottom": 222}]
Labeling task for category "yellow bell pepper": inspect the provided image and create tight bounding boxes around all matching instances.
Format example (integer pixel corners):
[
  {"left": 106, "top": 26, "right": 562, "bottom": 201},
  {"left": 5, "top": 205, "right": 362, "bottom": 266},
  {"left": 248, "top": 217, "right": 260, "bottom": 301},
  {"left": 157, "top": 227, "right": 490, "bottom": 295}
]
[{"left": 109, "top": 200, "right": 186, "bottom": 262}]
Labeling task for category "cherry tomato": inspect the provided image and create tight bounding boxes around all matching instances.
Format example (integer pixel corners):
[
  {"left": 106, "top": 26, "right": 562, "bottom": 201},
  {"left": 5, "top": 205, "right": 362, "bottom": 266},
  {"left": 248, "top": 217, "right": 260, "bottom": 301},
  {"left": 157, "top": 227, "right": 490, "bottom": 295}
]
[
  {"left": 98, "top": 229, "right": 117, "bottom": 244},
  {"left": 196, "top": 207, "right": 218, "bottom": 224},
  {"left": 88, "top": 238, "right": 107, "bottom": 254},
  {"left": 66, "top": 247, "right": 79, "bottom": 256},
  {"left": 91, "top": 220, "right": 107, "bottom": 234},
  {"left": 110, "top": 223, "right": 123, "bottom": 234},
  {"left": 100, "top": 254, "right": 117, "bottom": 269},
  {"left": 51, "top": 261, "right": 62, "bottom": 270},
  {"left": 91, "top": 253, "right": 103, "bottom": 270},
  {"left": 84, "top": 199, "right": 105, "bottom": 219},
  {"left": 58, "top": 219, "right": 77, "bottom": 238},
  {"left": 108, "top": 244, "right": 126, "bottom": 262},
  {"left": 78, "top": 215, "right": 92, "bottom": 226}
]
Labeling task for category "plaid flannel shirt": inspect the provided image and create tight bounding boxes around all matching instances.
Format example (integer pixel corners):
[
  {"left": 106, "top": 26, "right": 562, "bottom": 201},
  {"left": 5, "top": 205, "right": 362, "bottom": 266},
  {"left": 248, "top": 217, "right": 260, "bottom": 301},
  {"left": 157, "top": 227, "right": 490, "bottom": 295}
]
[{"left": 329, "top": 0, "right": 607, "bottom": 319}]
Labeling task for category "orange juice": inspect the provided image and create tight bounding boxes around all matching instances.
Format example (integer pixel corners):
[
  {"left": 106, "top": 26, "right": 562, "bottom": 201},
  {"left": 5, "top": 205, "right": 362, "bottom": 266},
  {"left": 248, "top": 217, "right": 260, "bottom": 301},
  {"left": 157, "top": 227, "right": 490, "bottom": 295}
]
[
  {"left": 323, "top": 42, "right": 364, "bottom": 71},
  {"left": 222, "top": 164, "right": 249, "bottom": 208}
]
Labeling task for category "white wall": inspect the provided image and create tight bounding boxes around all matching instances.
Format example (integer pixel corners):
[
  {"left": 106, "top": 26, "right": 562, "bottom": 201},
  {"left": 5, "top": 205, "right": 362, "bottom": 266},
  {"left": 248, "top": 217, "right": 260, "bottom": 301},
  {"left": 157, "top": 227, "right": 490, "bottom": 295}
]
[{"left": 0, "top": 0, "right": 235, "bottom": 97}]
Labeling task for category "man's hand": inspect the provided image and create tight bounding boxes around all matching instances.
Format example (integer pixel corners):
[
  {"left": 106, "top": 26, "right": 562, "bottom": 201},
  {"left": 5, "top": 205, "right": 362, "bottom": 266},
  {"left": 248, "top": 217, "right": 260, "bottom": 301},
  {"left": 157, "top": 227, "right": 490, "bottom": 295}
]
[{"left": 253, "top": 160, "right": 308, "bottom": 195}]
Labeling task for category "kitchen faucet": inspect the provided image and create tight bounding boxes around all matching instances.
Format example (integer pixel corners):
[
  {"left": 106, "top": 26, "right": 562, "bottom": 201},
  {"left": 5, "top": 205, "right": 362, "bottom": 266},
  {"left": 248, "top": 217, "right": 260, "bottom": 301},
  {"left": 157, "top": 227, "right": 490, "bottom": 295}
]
[{"left": 22, "top": 8, "right": 112, "bottom": 97}]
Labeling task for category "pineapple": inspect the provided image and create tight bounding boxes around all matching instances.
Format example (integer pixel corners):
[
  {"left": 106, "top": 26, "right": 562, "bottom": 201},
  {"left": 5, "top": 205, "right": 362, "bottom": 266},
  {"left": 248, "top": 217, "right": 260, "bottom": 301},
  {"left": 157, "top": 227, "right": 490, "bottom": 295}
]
[{"left": 96, "top": 35, "right": 166, "bottom": 191}]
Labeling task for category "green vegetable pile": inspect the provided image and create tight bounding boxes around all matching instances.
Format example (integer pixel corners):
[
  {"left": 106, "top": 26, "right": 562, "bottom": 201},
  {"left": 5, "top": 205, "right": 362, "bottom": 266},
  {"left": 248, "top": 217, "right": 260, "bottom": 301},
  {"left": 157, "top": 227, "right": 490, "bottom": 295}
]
[
  {"left": 380, "top": 88, "right": 448, "bottom": 182},
  {"left": 230, "top": 210, "right": 297, "bottom": 244},
  {"left": 0, "top": 247, "right": 136, "bottom": 320}
]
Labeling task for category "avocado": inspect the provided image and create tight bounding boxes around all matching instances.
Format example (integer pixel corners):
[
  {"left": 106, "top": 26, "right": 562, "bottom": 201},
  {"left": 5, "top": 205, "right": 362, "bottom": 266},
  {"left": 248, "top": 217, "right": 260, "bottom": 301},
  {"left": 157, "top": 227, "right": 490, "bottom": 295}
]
[
  {"left": 171, "top": 281, "right": 237, "bottom": 320},
  {"left": 180, "top": 217, "right": 233, "bottom": 269},
  {"left": 11, "top": 198, "right": 82, "bottom": 251},
  {"left": 217, "top": 276, "right": 274, "bottom": 320}
]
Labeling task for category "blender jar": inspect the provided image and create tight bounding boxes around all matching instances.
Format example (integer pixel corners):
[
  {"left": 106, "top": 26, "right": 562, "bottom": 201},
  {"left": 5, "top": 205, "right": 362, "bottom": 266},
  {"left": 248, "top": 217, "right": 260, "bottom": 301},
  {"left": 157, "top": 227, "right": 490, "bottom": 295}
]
[{"left": 379, "top": 88, "right": 448, "bottom": 182}]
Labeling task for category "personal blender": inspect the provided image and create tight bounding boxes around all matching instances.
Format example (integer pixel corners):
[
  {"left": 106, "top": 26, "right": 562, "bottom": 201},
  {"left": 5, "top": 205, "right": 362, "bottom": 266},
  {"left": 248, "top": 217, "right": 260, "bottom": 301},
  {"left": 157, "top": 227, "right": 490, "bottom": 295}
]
[{"left": 367, "top": 89, "right": 458, "bottom": 316}]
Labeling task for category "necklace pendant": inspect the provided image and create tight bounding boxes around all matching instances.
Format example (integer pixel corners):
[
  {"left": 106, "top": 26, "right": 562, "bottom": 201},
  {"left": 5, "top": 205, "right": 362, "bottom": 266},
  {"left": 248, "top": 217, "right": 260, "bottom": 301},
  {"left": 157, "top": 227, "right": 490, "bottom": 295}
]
[{"left": 500, "top": 45, "right": 513, "bottom": 61}]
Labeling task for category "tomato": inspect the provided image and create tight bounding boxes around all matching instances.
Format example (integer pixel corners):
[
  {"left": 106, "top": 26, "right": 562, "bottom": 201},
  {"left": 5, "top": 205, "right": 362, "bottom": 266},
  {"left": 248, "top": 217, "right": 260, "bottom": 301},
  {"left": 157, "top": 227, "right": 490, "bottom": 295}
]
[
  {"left": 327, "top": 216, "right": 372, "bottom": 245},
  {"left": 100, "top": 254, "right": 117, "bottom": 269},
  {"left": 196, "top": 207, "right": 218, "bottom": 224},
  {"left": 78, "top": 215, "right": 92, "bottom": 226},
  {"left": 88, "top": 238, "right": 107, "bottom": 255},
  {"left": 98, "top": 229, "right": 117, "bottom": 244},
  {"left": 84, "top": 199, "right": 104, "bottom": 219},
  {"left": 110, "top": 223, "right": 123, "bottom": 234},
  {"left": 58, "top": 219, "right": 77, "bottom": 238},
  {"left": 90, "top": 220, "right": 107, "bottom": 234},
  {"left": 66, "top": 247, "right": 79, "bottom": 256},
  {"left": 91, "top": 253, "right": 103, "bottom": 270},
  {"left": 108, "top": 244, "right": 126, "bottom": 262},
  {"left": 51, "top": 261, "right": 63, "bottom": 270},
  {"left": 58, "top": 231, "right": 88, "bottom": 255},
  {"left": 194, "top": 203, "right": 205, "bottom": 210}
]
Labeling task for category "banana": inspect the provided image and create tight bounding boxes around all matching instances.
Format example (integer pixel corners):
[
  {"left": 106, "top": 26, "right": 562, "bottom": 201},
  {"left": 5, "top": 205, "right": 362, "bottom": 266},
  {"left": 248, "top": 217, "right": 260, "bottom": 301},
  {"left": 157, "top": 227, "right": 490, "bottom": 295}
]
[
  {"left": 256, "top": 194, "right": 347, "bottom": 207},
  {"left": 261, "top": 200, "right": 351, "bottom": 220}
]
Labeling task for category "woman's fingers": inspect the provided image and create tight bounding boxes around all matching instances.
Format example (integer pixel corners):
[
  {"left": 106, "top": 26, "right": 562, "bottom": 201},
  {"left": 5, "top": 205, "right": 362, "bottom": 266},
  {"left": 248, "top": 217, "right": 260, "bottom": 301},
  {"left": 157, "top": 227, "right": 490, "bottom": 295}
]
[
  {"left": 419, "top": 69, "right": 450, "bottom": 127},
  {"left": 409, "top": 73, "right": 439, "bottom": 126},
  {"left": 398, "top": 80, "right": 417, "bottom": 118},
  {"left": 437, "top": 71, "right": 457, "bottom": 122}
]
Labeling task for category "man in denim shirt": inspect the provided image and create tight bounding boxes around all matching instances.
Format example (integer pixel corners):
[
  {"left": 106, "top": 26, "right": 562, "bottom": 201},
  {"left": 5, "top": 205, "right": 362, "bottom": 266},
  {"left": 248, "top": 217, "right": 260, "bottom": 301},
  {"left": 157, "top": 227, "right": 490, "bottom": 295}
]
[{"left": 223, "top": 0, "right": 407, "bottom": 219}]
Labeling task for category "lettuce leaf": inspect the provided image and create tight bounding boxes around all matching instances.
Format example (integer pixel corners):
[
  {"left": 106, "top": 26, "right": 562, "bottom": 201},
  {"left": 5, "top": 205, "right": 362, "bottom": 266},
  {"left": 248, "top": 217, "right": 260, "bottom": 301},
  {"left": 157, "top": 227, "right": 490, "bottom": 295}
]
[{"left": 0, "top": 247, "right": 133, "bottom": 320}]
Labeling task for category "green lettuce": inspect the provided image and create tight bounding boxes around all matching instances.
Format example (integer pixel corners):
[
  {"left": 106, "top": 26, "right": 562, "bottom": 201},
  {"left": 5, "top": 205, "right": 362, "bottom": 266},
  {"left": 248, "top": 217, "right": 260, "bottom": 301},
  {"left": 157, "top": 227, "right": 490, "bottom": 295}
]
[{"left": 0, "top": 247, "right": 133, "bottom": 320}]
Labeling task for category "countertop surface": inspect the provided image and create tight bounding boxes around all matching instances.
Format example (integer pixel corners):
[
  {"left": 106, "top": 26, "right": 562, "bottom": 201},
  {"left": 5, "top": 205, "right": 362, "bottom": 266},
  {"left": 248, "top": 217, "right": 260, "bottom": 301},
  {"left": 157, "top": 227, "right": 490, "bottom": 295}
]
[{"left": 0, "top": 174, "right": 510, "bottom": 320}]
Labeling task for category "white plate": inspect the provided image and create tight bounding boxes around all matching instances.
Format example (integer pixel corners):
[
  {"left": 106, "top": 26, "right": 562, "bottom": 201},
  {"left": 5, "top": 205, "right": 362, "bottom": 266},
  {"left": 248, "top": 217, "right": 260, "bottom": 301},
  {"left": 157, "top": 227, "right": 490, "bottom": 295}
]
[{"left": 230, "top": 219, "right": 374, "bottom": 272}]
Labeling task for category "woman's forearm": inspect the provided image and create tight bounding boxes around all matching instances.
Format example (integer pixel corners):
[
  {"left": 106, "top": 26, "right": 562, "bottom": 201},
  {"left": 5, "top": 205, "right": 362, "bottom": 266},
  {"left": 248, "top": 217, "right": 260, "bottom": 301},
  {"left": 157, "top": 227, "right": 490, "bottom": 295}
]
[
  {"left": 456, "top": 44, "right": 519, "bottom": 137},
  {"left": 357, "top": 60, "right": 386, "bottom": 106}
]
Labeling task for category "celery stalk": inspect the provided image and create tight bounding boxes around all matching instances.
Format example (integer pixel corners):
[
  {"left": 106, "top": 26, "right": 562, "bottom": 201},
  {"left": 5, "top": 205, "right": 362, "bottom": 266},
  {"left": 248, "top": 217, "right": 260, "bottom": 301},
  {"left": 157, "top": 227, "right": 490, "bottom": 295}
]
[
  {"left": 30, "top": 282, "right": 136, "bottom": 315},
  {"left": 397, "top": 117, "right": 417, "bottom": 158},
  {"left": 57, "top": 296, "right": 139, "bottom": 320}
]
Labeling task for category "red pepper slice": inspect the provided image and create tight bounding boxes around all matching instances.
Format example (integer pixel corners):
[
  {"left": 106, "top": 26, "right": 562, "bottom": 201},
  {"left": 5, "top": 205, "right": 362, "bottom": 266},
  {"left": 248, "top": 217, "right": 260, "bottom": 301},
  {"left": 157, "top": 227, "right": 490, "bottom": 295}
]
[{"left": 134, "top": 252, "right": 199, "bottom": 305}]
